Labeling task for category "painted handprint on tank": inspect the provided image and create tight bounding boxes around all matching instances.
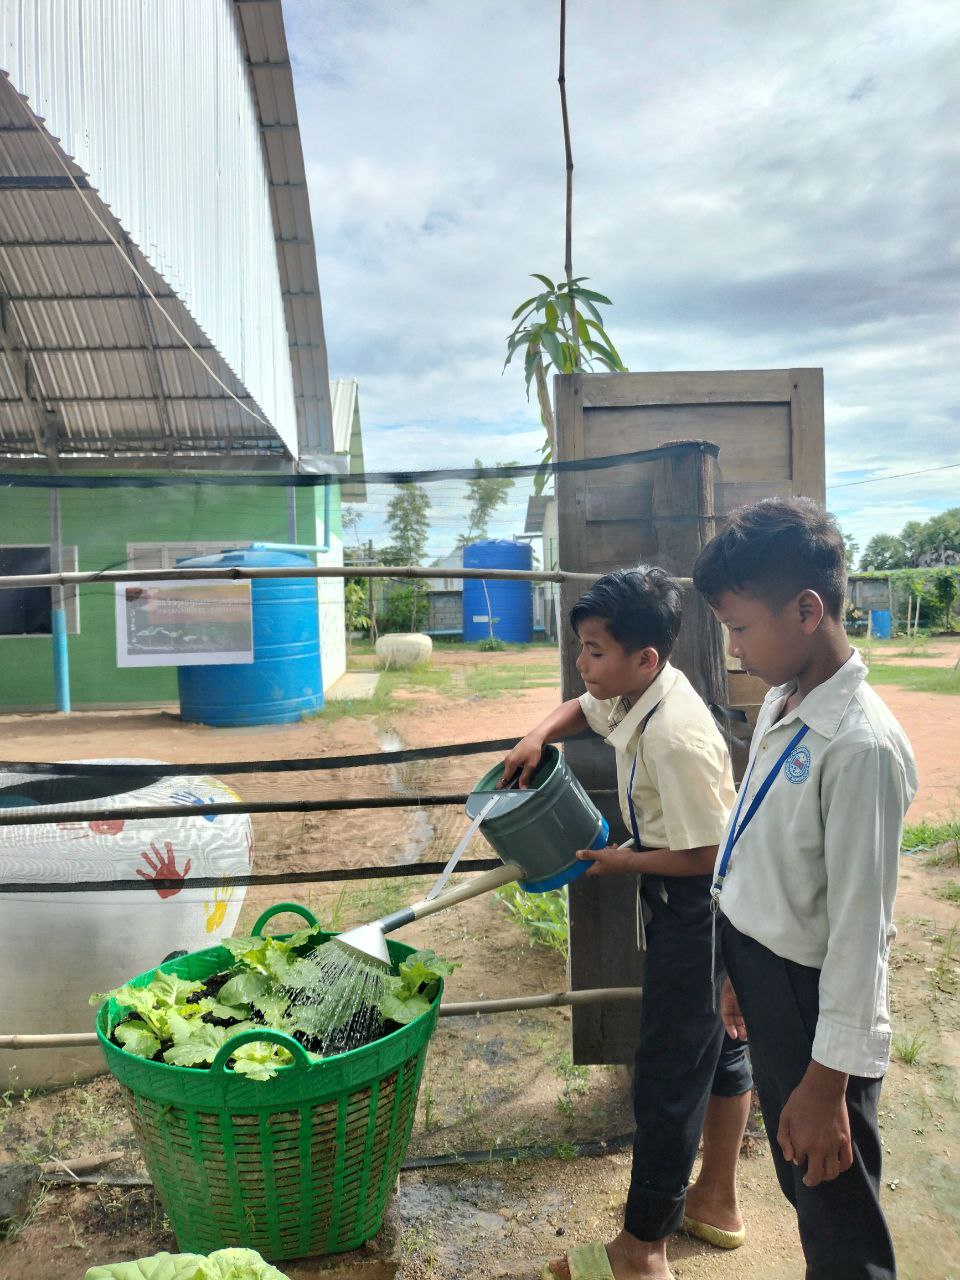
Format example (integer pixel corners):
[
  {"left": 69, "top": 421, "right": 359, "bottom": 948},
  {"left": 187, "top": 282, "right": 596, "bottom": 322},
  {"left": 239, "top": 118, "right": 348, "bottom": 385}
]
[
  {"left": 205, "top": 882, "right": 235, "bottom": 933},
  {"left": 135, "top": 840, "right": 192, "bottom": 899},
  {"left": 89, "top": 819, "right": 125, "bottom": 835},
  {"left": 170, "top": 789, "right": 219, "bottom": 822}
]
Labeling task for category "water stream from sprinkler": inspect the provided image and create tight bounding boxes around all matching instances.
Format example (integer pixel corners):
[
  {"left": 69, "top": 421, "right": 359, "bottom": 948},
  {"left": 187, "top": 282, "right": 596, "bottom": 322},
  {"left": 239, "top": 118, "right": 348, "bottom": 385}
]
[{"left": 286, "top": 942, "right": 387, "bottom": 1057}]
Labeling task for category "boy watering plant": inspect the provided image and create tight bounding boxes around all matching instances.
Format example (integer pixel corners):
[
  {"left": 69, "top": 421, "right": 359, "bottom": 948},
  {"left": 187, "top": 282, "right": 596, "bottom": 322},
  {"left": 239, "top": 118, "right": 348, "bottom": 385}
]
[
  {"left": 500, "top": 567, "right": 752, "bottom": 1280},
  {"left": 693, "top": 498, "right": 917, "bottom": 1280}
]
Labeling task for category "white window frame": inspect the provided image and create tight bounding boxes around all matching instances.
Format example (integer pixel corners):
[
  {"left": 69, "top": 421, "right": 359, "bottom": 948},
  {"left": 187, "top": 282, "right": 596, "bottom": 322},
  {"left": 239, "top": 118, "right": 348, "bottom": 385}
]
[{"left": 0, "top": 544, "right": 80, "bottom": 636}]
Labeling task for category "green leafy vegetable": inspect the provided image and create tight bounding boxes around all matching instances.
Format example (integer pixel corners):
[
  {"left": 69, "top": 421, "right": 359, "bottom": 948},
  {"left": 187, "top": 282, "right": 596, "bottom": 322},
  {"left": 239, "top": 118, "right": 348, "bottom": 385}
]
[
  {"left": 93, "top": 922, "right": 452, "bottom": 1080},
  {"left": 378, "top": 950, "right": 456, "bottom": 1026},
  {"left": 229, "top": 1041, "right": 294, "bottom": 1081},
  {"left": 162, "top": 1017, "right": 231, "bottom": 1068},
  {"left": 114, "top": 1020, "right": 160, "bottom": 1061},
  {"left": 83, "top": 1245, "right": 292, "bottom": 1279},
  {"left": 217, "top": 971, "right": 270, "bottom": 1007}
]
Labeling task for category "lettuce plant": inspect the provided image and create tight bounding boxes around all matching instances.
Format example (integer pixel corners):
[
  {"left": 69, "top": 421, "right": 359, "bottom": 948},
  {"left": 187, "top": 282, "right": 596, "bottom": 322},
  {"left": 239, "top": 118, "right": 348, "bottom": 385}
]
[
  {"left": 379, "top": 951, "right": 456, "bottom": 1025},
  {"left": 84, "top": 1246, "right": 291, "bottom": 1279},
  {"left": 93, "top": 930, "right": 452, "bottom": 1079}
]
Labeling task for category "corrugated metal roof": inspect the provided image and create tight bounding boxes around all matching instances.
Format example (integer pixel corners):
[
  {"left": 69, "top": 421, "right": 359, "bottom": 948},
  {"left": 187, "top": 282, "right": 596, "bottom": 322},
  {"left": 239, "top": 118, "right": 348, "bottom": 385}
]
[
  {"left": 0, "top": 0, "right": 333, "bottom": 466},
  {"left": 233, "top": 0, "right": 334, "bottom": 459},
  {"left": 330, "top": 377, "right": 367, "bottom": 500}
]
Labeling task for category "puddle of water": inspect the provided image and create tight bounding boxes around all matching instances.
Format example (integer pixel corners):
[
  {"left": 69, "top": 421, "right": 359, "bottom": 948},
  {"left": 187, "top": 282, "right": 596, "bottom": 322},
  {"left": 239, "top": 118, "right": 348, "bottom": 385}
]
[
  {"left": 460, "top": 1034, "right": 516, "bottom": 1069},
  {"left": 375, "top": 725, "right": 440, "bottom": 865}
]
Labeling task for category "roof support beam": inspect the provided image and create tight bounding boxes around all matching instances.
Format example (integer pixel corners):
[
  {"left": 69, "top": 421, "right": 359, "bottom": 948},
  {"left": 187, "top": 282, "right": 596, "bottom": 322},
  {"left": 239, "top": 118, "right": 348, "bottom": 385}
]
[
  {"left": 0, "top": 395, "right": 255, "bottom": 404},
  {"left": 0, "top": 176, "right": 91, "bottom": 190},
  {"left": 0, "top": 239, "right": 115, "bottom": 248},
  {"left": 4, "top": 344, "right": 214, "bottom": 355},
  {"left": 0, "top": 453, "right": 288, "bottom": 473},
  {"left": 0, "top": 281, "right": 64, "bottom": 461},
  {"left": 120, "top": 234, "right": 176, "bottom": 458},
  {"left": 2, "top": 293, "right": 178, "bottom": 303}
]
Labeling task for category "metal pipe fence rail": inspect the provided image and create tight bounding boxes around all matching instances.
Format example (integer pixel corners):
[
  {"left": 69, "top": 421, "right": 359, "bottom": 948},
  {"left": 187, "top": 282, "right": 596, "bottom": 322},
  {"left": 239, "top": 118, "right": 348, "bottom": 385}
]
[
  {"left": 0, "top": 561, "right": 694, "bottom": 591},
  {"left": 0, "top": 735, "right": 541, "bottom": 778},
  {"left": 0, "top": 988, "right": 645, "bottom": 1051}
]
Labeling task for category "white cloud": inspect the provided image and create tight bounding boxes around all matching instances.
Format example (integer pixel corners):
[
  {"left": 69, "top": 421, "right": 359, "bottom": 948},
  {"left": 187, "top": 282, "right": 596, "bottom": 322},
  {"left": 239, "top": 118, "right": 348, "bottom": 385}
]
[{"left": 285, "top": 0, "right": 960, "bottom": 544}]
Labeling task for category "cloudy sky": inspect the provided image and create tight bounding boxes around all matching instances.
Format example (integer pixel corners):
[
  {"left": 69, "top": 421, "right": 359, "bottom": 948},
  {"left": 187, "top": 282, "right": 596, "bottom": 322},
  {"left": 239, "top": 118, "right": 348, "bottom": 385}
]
[{"left": 284, "top": 0, "right": 959, "bottom": 556}]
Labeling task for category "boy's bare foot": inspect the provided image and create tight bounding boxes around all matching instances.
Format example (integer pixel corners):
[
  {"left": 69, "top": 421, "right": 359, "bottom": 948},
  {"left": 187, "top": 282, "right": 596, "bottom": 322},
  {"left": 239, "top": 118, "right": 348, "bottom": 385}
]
[
  {"left": 682, "top": 1181, "right": 743, "bottom": 1234},
  {"left": 543, "top": 1229, "right": 673, "bottom": 1280}
]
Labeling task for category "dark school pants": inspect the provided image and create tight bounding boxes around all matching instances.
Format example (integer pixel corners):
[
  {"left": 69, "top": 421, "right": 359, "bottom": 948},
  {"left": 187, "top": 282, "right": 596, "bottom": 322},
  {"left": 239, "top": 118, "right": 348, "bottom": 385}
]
[
  {"left": 722, "top": 920, "right": 896, "bottom": 1280},
  {"left": 623, "top": 874, "right": 752, "bottom": 1242}
]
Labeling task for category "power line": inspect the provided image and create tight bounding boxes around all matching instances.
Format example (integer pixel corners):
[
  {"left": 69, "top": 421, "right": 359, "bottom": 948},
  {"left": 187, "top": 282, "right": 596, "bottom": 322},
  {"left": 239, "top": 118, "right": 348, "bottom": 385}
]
[{"left": 829, "top": 462, "right": 960, "bottom": 490}]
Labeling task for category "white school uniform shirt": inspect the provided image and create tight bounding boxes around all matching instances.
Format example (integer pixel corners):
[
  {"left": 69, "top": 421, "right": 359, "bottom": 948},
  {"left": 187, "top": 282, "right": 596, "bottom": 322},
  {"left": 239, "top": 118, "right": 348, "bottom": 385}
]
[
  {"left": 579, "top": 661, "right": 735, "bottom": 852},
  {"left": 716, "top": 649, "right": 918, "bottom": 1078}
]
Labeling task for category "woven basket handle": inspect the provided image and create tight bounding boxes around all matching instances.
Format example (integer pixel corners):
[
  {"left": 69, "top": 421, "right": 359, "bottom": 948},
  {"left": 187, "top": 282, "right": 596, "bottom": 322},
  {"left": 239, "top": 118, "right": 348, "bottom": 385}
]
[
  {"left": 250, "top": 902, "right": 319, "bottom": 936},
  {"left": 210, "top": 1028, "right": 314, "bottom": 1075}
]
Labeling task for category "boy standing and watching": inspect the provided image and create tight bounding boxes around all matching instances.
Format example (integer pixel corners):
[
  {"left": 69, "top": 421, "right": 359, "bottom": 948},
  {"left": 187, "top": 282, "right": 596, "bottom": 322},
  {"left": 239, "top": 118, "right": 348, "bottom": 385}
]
[
  {"left": 501, "top": 567, "right": 752, "bottom": 1280},
  {"left": 694, "top": 497, "right": 917, "bottom": 1280}
]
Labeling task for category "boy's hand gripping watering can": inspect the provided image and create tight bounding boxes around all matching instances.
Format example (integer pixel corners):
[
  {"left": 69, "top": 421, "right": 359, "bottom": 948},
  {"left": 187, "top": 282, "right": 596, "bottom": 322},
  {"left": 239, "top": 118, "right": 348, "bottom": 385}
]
[{"left": 335, "top": 746, "right": 609, "bottom": 967}]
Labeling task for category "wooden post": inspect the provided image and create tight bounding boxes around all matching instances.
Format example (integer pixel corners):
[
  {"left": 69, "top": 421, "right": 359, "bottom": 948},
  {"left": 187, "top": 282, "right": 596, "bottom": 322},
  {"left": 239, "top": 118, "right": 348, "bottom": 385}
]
[
  {"left": 564, "top": 439, "right": 727, "bottom": 1064},
  {"left": 651, "top": 443, "right": 727, "bottom": 709}
]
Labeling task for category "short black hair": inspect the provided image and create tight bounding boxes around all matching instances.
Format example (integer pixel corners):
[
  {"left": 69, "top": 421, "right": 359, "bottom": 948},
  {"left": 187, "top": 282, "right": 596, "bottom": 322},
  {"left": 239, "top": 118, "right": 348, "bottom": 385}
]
[
  {"left": 569, "top": 566, "right": 682, "bottom": 658},
  {"left": 693, "top": 497, "right": 847, "bottom": 618}
]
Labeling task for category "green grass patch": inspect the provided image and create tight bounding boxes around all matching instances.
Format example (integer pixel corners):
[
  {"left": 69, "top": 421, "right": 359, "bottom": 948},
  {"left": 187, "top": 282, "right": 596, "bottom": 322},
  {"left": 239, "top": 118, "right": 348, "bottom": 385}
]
[
  {"left": 465, "top": 662, "right": 559, "bottom": 699},
  {"left": 338, "top": 874, "right": 434, "bottom": 926},
  {"left": 866, "top": 664, "right": 960, "bottom": 695},
  {"left": 893, "top": 1030, "right": 925, "bottom": 1065},
  {"left": 301, "top": 663, "right": 456, "bottom": 723},
  {"left": 902, "top": 819, "right": 960, "bottom": 867},
  {"left": 349, "top": 637, "right": 559, "bottom": 656},
  {"left": 494, "top": 883, "right": 569, "bottom": 957},
  {"left": 902, "top": 819, "right": 960, "bottom": 851},
  {"left": 939, "top": 882, "right": 960, "bottom": 904}
]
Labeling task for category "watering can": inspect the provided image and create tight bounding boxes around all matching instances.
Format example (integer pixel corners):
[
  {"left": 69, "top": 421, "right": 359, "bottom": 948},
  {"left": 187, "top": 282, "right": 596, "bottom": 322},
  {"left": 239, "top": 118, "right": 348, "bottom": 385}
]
[{"left": 335, "top": 746, "right": 609, "bottom": 966}]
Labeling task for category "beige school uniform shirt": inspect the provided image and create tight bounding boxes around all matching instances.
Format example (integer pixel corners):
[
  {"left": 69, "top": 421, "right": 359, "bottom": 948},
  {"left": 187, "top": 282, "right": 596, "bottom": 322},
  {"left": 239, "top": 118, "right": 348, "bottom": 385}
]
[
  {"left": 579, "top": 662, "right": 736, "bottom": 853},
  {"left": 716, "top": 649, "right": 918, "bottom": 1078}
]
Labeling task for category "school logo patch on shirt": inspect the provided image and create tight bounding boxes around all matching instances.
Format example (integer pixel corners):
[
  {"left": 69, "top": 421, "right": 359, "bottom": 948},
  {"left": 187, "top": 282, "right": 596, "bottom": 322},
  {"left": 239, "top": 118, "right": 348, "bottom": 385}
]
[{"left": 784, "top": 743, "right": 812, "bottom": 784}]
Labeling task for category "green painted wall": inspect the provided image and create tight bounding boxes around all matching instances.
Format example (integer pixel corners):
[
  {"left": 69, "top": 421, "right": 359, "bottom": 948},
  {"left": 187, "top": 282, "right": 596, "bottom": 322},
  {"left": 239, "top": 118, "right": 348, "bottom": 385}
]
[{"left": 0, "top": 477, "right": 322, "bottom": 710}]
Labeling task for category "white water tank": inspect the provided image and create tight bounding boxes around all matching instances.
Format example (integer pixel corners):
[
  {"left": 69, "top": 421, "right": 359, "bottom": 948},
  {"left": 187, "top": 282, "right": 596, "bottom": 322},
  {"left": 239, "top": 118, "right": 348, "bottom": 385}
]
[
  {"left": 0, "top": 760, "right": 252, "bottom": 1091},
  {"left": 375, "top": 633, "right": 433, "bottom": 670}
]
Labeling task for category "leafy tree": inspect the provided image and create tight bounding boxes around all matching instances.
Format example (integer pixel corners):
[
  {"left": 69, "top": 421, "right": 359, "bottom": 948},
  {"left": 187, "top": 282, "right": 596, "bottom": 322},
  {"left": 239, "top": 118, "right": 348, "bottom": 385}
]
[
  {"left": 382, "top": 485, "right": 431, "bottom": 632},
  {"left": 859, "top": 534, "right": 908, "bottom": 571},
  {"left": 383, "top": 485, "right": 431, "bottom": 567},
  {"left": 502, "top": 3, "right": 626, "bottom": 493},
  {"left": 843, "top": 531, "right": 859, "bottom": 571},
  {"left": 504, "top": 275, "right": 625, "bottom": 491},
  {"left": 933, "top": 571, "right": 958, "bottom": 629},
  {"left": 457, "top": 459, "right": 517, "bottom": 548},
  {"left": 899, "top": 521, "right": 925, "bottom": 566},
  {"left": 344, "top": 580, "right": 371, "bottom": 635},
  {"left": 916, "top": 507, "right": 960, "bottom": 564}
]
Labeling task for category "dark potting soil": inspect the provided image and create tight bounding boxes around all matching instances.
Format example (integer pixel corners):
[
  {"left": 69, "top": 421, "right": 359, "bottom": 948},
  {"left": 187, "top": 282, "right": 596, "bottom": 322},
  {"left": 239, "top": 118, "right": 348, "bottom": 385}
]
[
  {"left": 112, "top": 968, "right": 390, "bottom": 1065},
  {"left": 294, "top": 1003, "right": 389, "bottom": 1057}
]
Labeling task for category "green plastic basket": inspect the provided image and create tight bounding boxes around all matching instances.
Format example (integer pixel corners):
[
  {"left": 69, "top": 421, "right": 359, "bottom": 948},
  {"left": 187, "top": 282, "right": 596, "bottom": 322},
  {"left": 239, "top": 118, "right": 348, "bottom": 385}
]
[{"left": 95, "top": 903, "right": 440, "bottom": 1260}]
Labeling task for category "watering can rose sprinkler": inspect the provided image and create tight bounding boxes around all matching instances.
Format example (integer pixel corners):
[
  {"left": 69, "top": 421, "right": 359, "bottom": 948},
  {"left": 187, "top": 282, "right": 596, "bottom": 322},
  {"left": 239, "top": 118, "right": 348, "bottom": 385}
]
[{"left": 334, "top": 746, "right": 609, "bottom": 968}]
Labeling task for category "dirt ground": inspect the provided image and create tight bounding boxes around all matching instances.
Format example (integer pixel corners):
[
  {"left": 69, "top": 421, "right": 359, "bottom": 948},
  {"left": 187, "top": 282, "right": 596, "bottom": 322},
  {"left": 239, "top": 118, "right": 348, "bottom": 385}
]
[{"left": 0, "top": 644, "right": 958, "bottom": 1278}]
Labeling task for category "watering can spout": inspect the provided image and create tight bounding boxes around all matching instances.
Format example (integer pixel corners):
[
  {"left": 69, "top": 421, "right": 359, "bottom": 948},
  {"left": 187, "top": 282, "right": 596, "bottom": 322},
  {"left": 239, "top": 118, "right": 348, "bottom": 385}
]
[
  {"left": 332, "top": 862, "right": 523, "bottom": 966},
  {"left": 334, "top": 921, "right": 392, "bottom": 968}
]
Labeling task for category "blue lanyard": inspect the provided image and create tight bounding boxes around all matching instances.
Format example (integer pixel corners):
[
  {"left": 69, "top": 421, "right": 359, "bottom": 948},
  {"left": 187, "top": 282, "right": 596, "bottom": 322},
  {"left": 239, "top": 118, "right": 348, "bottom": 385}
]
[
  {"left": 627, "top": 749, "right": 642, "bottom": 849},
  {"left": 712, "top": 722, "right": 810, "bottom": 894}
]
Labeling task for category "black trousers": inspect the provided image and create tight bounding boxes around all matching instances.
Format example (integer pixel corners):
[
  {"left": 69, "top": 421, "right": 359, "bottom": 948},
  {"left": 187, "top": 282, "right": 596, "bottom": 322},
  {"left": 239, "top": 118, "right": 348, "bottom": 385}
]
[
  {"left": 722, "top": 920, "right": 896, "bottom": 1280},
  {"left": 623, "top": 875, "right": 752, "bottom": 1241}
]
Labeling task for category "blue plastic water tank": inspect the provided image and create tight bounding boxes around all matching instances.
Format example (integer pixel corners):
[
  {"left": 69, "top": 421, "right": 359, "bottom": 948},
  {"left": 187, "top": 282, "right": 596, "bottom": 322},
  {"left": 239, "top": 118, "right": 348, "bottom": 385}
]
[
  {"left": 870, "top": 608, "right": 892, "bottom": 640},
  {"left": 176, "top": 549, "right": 323, "bottom": 726},
  {"left": 462, "top": 540, "right": 533, "bottom": 643}
]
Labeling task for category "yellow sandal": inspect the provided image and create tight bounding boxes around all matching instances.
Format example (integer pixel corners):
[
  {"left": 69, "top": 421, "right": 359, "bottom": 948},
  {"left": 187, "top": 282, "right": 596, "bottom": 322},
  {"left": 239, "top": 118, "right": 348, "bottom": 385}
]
[{"left": 682, "top": 1214, "right": 747, "bottom": 1250}]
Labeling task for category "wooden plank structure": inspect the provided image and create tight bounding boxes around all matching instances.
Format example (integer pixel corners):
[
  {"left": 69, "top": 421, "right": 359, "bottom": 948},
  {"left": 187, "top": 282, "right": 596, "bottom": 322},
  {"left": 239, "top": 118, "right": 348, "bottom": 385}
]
[{"left": 555, "top": 368, "right": 825, "bottom": 1064}]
